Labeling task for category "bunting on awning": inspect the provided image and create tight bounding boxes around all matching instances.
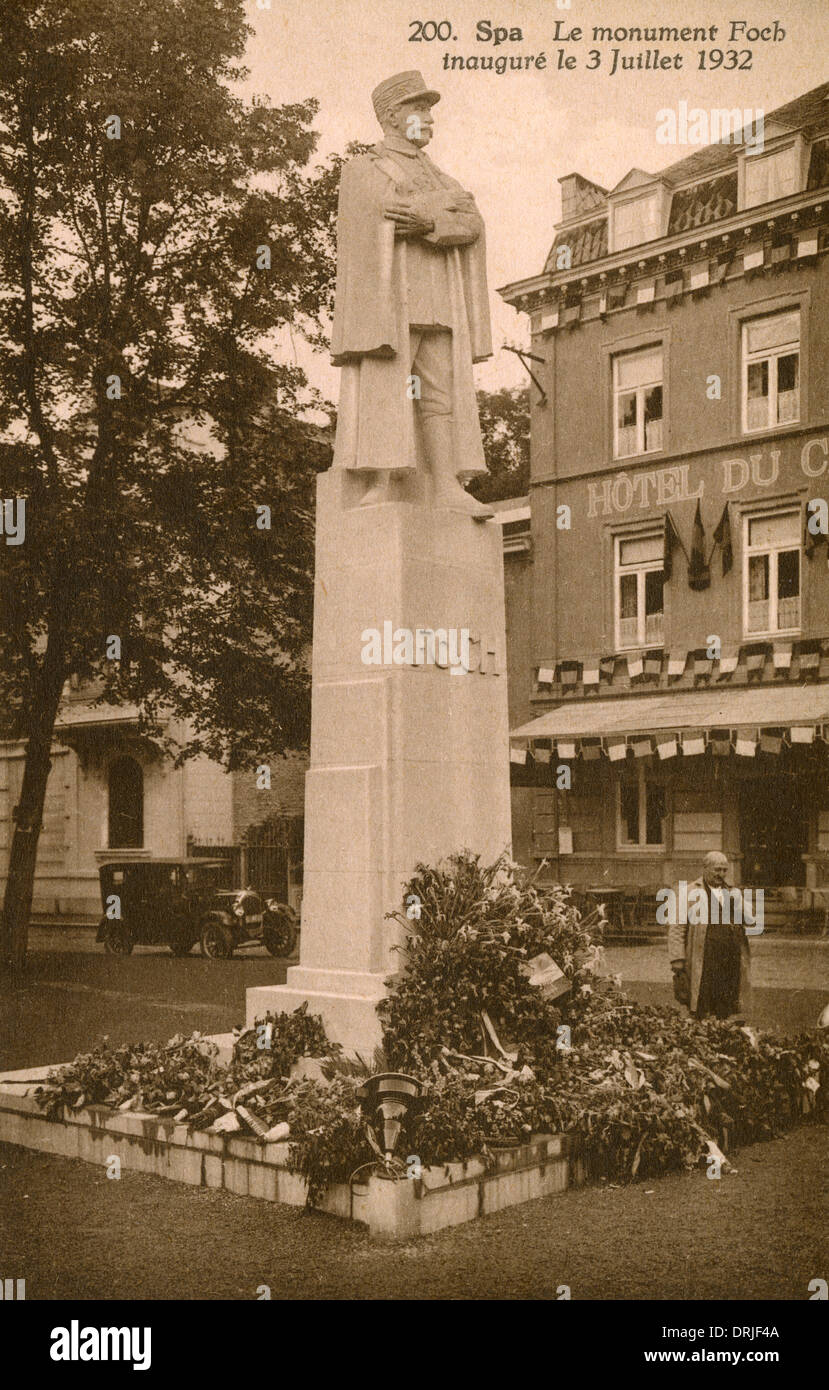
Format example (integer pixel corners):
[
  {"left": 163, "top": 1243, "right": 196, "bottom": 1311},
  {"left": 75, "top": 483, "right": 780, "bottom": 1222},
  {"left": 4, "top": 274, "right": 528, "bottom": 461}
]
[
  {"left": 709, "top": 728, "right": 731, "bottom": 756},
  {"left": 682, "top": 732, "right": 706, "bottom": 756},
  {"left": 511, "top": 685, "right": 829, "bottom": 761},
  {"left": 718, "top": 653, "right": 739, "bottom": 678},
  {"left": 513, "top": 719, "right": 827, "bottom": 765},
  {"left": 759, "top": 729, "right": 783, "bottom": 755},
  {"left": 790, "top": 726, "right": 815, "bottom": 744}
]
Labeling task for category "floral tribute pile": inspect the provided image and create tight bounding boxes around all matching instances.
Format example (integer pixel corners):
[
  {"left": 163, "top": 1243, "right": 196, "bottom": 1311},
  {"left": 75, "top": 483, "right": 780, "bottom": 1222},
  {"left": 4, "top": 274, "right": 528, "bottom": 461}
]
[{"left": 35, "top": 853, "right": 828, "bottom": 1206}]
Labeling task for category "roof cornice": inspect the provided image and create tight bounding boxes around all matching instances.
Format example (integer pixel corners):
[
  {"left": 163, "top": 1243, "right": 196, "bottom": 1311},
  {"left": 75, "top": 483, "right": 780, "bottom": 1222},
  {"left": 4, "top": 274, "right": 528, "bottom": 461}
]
[{"left": 499, "top": 186, "right": 828, "bottom": 307}]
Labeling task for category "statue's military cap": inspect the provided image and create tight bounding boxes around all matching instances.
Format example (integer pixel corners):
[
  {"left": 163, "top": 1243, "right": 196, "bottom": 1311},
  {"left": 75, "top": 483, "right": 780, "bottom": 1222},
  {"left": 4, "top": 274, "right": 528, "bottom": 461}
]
[{"left": 371, "top": 71, "right": 441, "bottom": 125}]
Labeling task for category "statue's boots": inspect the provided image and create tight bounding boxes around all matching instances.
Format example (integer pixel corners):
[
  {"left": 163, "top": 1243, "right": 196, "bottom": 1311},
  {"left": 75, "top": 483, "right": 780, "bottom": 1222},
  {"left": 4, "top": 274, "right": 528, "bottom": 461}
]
[
  {"left": 358, "top": 470, "right": 390, "bottom": 506},
  {"left": 422, "top": 415, "right": 493, "bottom": 521}
]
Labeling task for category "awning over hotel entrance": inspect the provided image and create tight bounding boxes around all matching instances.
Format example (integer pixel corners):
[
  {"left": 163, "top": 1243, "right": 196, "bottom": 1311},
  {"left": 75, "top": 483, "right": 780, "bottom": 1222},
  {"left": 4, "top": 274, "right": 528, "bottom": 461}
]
[{"left": 510, "top": 685, "right": 829, "bottom": 760}]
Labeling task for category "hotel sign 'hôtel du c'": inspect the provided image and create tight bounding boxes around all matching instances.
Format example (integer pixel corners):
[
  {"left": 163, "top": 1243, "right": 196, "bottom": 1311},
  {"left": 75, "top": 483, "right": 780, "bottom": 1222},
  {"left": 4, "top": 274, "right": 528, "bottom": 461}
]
[{"left": 498, "top": 81, "right": 829, "bottom": 932}]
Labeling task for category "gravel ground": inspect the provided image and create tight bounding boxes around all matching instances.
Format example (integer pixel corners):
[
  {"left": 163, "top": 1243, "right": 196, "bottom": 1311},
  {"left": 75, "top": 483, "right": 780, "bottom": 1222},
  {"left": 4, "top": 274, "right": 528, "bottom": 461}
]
[
  {"left": 1, "top": 1127, "right": 825, "bottom": 1300},
  {"left": 1, "top": 932, "right": 825, "bottom": 1073}
]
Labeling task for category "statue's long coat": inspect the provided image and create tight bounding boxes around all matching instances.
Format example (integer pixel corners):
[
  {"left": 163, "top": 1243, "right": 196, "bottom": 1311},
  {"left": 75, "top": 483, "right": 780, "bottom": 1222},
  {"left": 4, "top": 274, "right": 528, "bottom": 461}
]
[{"left": 330, "top": 145, "right": 492, "bottom": 477}]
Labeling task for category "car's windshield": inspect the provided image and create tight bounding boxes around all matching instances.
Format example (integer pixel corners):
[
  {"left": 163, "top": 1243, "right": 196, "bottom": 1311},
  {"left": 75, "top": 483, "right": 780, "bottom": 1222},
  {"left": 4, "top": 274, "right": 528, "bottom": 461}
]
[{"left": 189, "top": 864, "right": 228, "bottom": 889}]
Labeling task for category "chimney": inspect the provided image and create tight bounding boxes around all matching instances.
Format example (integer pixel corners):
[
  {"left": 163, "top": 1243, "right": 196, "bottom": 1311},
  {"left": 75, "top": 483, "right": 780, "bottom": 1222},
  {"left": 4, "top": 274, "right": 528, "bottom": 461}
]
[{"left": 558, "top": 173, "right": 607, "bottom": 222}]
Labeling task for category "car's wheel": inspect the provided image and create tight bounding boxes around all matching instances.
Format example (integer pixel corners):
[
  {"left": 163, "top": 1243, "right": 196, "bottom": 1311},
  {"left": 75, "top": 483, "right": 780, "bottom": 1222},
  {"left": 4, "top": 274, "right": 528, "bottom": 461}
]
[
  {"left": 263, "top": 905, "right": 298, "bottom": 958},
  {"left": 169, "top": 933, "right": 195, "bottom": 957},
  {"left": 103, "top": 922, "right": 133, "bottom": 956},
  {"left": 200, "top": 918, "right": 234, "bottom": 960}
]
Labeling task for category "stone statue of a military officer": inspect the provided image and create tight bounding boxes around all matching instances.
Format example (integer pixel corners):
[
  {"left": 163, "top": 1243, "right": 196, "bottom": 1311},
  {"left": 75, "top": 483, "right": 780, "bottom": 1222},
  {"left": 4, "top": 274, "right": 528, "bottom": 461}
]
[{"left": 331, "top": 70, "right": 493, "bottom": 518}]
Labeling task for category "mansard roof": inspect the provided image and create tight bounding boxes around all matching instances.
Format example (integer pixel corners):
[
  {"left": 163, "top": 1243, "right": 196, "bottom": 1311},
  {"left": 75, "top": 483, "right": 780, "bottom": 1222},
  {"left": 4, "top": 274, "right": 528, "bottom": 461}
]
[{"left": 542, "top": 82, "right": 829, "bottom": 273}]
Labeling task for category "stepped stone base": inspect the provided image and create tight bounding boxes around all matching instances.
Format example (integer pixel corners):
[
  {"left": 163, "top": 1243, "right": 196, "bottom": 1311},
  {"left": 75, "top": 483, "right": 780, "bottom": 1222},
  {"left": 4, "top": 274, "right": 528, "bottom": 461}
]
[{"left": 0, "top": 1059, "right": 575, "bottom": 1240}]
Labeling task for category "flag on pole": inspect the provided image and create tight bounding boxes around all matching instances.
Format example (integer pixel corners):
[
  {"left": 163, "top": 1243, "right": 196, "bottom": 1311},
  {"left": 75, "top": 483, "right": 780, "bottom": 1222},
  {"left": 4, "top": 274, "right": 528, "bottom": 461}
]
[
  {"left": 713, "top": 503, "right": 733, "bottom": 575},
  {"left": 688, "top": 500, "right": 710, "bottom": 590},
  {"left": 663, "top": 511, "right": 682, "bottom": 580}
]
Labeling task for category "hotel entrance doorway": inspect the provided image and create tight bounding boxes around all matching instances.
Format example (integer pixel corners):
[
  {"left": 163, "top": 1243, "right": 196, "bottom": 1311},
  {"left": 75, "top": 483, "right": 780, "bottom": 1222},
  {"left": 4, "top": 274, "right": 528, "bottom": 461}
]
[{"left": 739, "top": 775, "right": 807, "bottom": 886}]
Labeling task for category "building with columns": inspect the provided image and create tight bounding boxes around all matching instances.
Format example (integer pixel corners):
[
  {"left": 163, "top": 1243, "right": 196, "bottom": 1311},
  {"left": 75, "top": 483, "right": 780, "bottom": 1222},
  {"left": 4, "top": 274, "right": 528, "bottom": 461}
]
[{"left": 499, "top": 81, "right": 829, "bottom": 930}]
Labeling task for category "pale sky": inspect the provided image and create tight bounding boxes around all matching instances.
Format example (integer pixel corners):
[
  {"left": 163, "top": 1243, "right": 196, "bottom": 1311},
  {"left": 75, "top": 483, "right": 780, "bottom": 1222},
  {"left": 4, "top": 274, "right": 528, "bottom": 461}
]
[{"left": 243, "top": 0, "right": 827, "bottom": 402}]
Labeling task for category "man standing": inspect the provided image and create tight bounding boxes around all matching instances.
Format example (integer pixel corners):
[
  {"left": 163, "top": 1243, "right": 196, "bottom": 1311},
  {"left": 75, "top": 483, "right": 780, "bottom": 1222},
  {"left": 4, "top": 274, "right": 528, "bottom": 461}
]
[
  {"left": 330, "top": 70, "right": 493, "bottom": 518},
  {"left": 668, "top": 851, "right": 751, "bottom": 1019}
]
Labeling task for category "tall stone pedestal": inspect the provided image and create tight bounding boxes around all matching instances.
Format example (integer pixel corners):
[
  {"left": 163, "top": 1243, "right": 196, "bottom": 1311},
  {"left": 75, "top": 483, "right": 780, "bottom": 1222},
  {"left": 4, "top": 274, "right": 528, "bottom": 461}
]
[{"left": 246, "top": 469, "right": 511, "bottom": 1053}]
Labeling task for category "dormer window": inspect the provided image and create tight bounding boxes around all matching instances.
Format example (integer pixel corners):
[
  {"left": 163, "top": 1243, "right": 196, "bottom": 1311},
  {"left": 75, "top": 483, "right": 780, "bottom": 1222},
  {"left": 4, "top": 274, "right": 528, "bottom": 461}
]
[
  {"left": 612, "top": 192, "right": 660, "bottom": 251},
  {"left": 607, "top": 173, "right": 670, "bottom": 253},
  {"left": 739, "top": 133, "right": 807, "bottom": 210}
]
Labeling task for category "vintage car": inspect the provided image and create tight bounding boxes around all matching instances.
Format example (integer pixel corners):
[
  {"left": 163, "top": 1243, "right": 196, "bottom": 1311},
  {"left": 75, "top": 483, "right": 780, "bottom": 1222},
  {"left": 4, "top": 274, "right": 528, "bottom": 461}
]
[{"left": 95, "top": 857, "right": 299, "bottom": 959}]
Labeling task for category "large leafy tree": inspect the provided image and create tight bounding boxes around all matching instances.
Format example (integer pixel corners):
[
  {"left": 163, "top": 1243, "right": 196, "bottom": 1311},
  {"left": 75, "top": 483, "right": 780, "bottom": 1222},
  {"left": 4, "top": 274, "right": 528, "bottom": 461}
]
[
  {"left": 469, "top": 386, "right": 530, "bottom": 504},
  {"left": 0, "top": 0, "right": 341, "bottom": 968}
]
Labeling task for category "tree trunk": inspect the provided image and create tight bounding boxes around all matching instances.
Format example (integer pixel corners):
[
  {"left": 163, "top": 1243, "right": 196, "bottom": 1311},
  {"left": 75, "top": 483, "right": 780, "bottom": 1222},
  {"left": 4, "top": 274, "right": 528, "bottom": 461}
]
[{"left": 0, "top": 652, "right": 66, "bottom": 974}]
